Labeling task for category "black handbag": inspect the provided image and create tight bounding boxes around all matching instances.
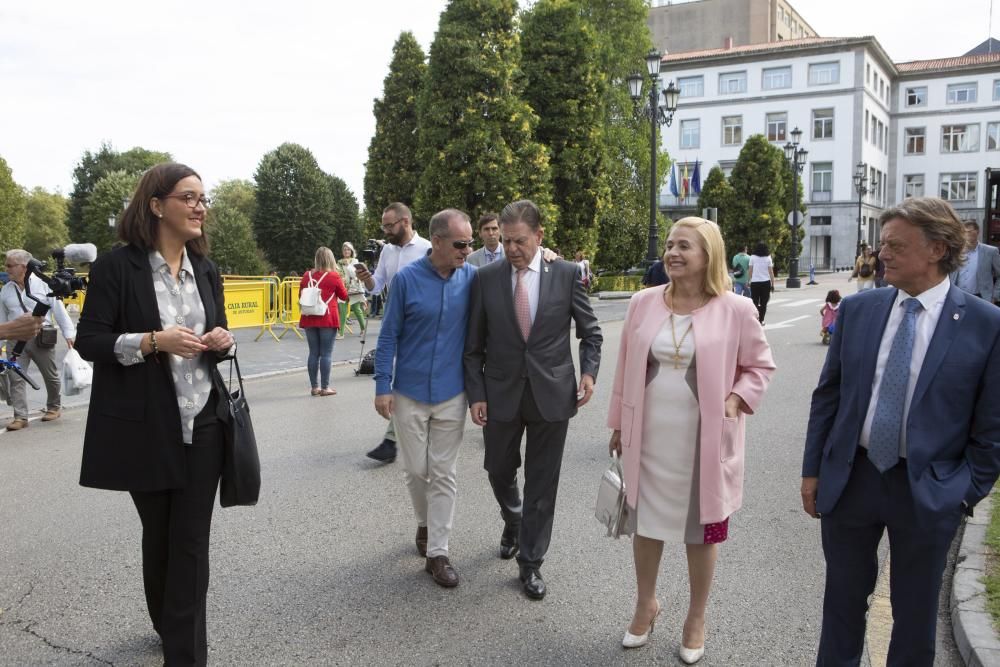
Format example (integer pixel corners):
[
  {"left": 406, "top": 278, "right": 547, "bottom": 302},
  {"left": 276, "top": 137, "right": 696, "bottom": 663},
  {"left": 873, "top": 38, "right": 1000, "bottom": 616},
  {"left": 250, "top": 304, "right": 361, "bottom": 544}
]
[{"left": 219, "top": 356, "right": 261, "bottom": 508}]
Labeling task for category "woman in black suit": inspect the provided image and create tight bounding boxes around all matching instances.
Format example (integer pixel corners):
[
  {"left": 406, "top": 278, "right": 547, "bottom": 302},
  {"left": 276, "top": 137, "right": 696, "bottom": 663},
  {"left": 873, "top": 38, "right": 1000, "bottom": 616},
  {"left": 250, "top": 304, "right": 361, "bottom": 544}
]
[{"left": 77, "top": 163, "right": 235, "bottom": 666}]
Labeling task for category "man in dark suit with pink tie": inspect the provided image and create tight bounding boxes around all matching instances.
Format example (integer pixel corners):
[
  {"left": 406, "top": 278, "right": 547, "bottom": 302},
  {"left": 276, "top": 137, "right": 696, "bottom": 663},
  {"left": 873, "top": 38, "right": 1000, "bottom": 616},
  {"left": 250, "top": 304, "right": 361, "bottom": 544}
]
[
  {"left": 464, "top": 199, "right": 603, "bottom": 601},
  {"left": 801, "top": 196, "right": 1000, "bottom": 666}
]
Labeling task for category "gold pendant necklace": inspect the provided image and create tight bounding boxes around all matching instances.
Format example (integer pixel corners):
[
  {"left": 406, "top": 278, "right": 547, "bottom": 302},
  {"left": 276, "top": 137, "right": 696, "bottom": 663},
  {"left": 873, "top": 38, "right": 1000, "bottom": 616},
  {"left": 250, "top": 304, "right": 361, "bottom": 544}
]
[{"left": 666, "top": 291, "right": 705, "bottom": 369}]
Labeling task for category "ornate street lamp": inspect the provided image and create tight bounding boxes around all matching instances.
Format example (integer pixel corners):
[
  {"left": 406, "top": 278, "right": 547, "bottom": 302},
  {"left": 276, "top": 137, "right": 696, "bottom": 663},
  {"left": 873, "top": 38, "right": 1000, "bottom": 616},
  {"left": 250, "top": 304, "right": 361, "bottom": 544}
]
[
  {"left": 852, "top": 161, "right": 869, "bottom": 255},
  {"left": 628, "top": 49, "right": 679, "bottom": 266},
  {"left": 783, "top": 127, "right": 807, "bottom": 288}
]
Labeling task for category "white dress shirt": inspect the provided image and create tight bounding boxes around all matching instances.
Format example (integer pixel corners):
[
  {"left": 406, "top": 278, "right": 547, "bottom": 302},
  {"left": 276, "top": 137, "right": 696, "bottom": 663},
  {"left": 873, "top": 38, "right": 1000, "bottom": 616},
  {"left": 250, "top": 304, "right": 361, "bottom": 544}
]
[
  {"left": 859, "top": 276, "right": 951, "bottom": 457},
  {"left": 509, "top": 249, "right": 542, "bottom": 324},
  {"left": 368, "top": 232, "right": 432, "bottom": 295}
]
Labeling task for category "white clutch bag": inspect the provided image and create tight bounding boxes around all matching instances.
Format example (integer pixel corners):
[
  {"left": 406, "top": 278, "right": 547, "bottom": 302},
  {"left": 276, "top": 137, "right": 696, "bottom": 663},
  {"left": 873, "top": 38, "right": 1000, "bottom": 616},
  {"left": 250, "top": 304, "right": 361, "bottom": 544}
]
[{"left": 595, "top": 452, "right": 635, "bottom": 539}]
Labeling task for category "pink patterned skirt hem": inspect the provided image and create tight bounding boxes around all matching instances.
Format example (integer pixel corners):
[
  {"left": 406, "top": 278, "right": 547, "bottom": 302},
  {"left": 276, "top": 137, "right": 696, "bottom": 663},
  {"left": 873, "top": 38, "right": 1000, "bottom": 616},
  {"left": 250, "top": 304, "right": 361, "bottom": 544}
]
[{"left": 703, "top": 518, "right": 729, "bottom": 544}]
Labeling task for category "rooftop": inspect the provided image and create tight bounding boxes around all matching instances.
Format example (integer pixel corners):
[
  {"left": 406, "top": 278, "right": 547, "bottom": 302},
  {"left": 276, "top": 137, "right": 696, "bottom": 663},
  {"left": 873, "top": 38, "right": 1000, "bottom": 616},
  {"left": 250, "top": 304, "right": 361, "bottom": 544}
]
[{"left": 896, "top": 52, "right": 1000, "bottom": 73}]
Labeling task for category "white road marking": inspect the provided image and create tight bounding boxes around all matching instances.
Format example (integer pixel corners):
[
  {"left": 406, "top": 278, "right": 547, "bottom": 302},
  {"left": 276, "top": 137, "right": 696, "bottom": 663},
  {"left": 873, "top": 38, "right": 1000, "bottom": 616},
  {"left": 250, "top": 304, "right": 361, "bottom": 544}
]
[
  {"left": 763, "top": 315, "right": 812, "bottom": 331},
  {"left": 777, "top": 298, "right": 822, "bottom": 308},
  {"left": 767, "top": 298, "right": 791, "bottom": 305}
]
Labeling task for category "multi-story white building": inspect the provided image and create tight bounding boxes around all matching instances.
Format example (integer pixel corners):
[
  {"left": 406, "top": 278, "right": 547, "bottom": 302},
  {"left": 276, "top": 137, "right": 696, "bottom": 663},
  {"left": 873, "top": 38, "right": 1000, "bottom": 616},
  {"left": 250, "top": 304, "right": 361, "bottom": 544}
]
[{"left": 658, "top": 37, "right": 1000, "bottom": 269}]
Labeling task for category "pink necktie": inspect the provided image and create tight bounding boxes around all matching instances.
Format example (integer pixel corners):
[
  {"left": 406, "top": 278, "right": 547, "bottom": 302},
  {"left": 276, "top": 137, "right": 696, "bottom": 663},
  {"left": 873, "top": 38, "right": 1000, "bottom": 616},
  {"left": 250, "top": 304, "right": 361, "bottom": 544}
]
[{"left": 515, "top": 268, "right": 531, "bottom": 340}]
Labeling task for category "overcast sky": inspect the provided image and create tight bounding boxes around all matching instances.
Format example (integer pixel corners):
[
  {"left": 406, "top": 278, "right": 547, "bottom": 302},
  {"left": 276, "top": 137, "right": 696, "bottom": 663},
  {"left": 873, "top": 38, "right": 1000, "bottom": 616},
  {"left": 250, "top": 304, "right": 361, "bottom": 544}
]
[{"left": 1, "top": 0, "right": 995, "bottom": 213}]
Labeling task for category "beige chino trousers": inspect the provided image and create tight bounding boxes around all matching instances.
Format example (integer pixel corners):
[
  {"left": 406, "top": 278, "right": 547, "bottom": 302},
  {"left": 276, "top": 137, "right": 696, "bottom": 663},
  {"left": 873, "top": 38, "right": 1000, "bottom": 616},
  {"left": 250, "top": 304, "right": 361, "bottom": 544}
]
[{"left": 392, "top": 392, "right": 466, "bottom": 558}]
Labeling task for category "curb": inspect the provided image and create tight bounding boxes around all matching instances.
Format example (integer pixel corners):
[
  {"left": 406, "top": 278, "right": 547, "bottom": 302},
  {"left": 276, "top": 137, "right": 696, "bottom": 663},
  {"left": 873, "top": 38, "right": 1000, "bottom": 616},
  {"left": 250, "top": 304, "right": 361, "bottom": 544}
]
[{"left": 952, "top": 494, "right": 1000, "bottom": 666}]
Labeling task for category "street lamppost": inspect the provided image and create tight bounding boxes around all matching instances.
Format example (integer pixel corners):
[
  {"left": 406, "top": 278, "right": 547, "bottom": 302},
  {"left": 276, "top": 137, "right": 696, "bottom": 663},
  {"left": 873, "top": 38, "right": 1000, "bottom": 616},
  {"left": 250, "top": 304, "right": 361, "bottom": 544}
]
[
  {"left": 783, "top": 126, "right": 807, "bottom": 289},
  {"left": 627, "top": 49, "right": 680, "bottom": 266},
  {"left": 852, "top": 161, "right": 869, "bottom": 256}
]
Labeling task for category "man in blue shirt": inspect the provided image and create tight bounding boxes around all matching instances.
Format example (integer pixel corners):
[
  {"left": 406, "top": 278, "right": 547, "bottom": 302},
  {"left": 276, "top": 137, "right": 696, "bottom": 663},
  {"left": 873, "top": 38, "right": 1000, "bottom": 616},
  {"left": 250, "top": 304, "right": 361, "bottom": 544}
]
[{"left": 374, "top": 208, "right": 476, "bottom": 588}]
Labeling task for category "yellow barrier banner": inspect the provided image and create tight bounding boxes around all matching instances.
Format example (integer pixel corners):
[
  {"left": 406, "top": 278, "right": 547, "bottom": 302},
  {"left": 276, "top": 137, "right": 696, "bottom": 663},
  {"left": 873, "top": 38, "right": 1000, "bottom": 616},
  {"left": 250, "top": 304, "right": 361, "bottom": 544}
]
[{"left": 223, "top": 281, "right": 278, "bottom": 341}]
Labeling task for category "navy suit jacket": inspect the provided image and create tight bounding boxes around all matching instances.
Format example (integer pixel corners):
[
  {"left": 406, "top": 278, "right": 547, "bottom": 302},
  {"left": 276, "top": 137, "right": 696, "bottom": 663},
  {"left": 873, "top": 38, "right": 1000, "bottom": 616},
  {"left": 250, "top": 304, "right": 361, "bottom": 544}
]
[{"left": 802, "top": 285, "right": 1000, "bottom": 523}]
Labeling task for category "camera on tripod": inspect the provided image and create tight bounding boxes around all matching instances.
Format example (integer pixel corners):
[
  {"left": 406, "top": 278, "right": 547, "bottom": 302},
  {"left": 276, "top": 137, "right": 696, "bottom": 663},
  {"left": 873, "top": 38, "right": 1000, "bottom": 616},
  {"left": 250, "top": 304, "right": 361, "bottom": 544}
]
[{"left": 360, "top": 239, "right": 382, "bottom": 266}]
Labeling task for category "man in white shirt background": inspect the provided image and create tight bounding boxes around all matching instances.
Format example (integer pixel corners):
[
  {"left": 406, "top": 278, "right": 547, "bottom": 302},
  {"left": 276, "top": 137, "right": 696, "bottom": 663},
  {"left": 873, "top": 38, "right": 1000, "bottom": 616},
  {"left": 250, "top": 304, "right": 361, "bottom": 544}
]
[{"left": 355, "top": 202, "right": 432, "bottom": 464}]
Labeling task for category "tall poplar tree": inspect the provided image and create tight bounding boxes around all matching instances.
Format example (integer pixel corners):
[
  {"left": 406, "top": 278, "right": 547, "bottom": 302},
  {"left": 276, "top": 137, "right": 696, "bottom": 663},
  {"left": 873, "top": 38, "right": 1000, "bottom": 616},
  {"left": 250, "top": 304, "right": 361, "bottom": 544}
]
[
  {"left": 728, "top": 134, "right": 788, "bottom": 266},
  {"left": 582, "top": 0, "right": 668, "bottom": 270},
  {"left": 327, "top": 174, "right": 363, "bottom": 248},
  {"left": 253, "top": 143, "right": 335, "bottom": 272},
  {"left": 521, "top": 0, "right": 607, "bottom": 257},
  {"left": 206, "top": 179, "right": 268, "bottom": 275},
  {"left": 24, "top": 188, "right": 70, "bottom": 259},
  {"left": 415, "top": 0, "right": 555, "bottom": 230},
  {"left": 363, "top": 32, "right": 426, "bottom": 237}
]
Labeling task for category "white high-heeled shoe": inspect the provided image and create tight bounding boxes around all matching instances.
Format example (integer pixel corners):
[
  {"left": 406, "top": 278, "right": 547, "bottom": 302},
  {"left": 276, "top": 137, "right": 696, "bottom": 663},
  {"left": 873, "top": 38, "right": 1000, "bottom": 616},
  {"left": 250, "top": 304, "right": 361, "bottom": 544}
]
[
  {"left": 679, "top": 644, "right": 705, "bottom": 664},
  {"left": 622, "top": 601, "right": 662, "bottom": 649}
]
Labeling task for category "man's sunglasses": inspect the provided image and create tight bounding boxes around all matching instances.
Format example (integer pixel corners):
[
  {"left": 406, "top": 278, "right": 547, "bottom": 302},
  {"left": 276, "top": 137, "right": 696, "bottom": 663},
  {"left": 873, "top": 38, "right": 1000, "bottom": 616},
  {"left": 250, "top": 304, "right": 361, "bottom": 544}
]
[{"left": 450, "top": 240, "right": 475, "bottom": 249}]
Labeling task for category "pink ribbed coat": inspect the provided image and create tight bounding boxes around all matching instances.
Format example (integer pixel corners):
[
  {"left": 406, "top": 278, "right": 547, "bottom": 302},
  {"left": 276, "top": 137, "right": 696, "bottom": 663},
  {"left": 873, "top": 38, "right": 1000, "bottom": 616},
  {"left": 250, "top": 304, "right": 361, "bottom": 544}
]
[{"left": 606, "top": 287, "right": 776, "bottom": 524}]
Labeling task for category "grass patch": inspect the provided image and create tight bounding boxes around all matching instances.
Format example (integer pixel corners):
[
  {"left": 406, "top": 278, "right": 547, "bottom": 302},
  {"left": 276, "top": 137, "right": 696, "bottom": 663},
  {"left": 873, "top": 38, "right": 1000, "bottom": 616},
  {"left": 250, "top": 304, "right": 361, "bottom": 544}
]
[{"left": 984, "top": 491, "right": 1000, "bottom": 629}]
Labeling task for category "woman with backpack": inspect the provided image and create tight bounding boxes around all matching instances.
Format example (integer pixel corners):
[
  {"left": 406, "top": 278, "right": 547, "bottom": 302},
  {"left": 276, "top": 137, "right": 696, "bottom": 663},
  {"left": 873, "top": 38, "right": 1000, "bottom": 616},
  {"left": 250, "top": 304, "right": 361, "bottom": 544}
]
[
  {"left": 300, "top": 247, "right": 348, "bottom": 396},
  {"left": 850, "top": 245, "right": 877, "bottom": 292}
]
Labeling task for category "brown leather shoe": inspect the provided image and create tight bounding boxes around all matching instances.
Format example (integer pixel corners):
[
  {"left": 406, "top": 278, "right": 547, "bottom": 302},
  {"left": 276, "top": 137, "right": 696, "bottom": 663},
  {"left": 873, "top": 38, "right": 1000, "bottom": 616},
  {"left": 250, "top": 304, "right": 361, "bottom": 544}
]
[
  {"left": 41, "top": 409, "right": 61, "bottom": 422},
  {"left": 424, "top": 556, "right": 459, "bottom": 588},
  {"left": 415, "top": 526, "right": 428, "bottom": 557},
  {"left": 5, "top": 418, "right": 28, "bottom": 431}
]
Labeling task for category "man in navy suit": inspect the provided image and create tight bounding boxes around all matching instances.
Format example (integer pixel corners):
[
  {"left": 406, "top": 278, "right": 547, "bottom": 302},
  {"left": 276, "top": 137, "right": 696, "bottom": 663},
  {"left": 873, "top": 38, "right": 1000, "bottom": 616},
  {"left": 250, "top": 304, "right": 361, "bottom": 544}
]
[{"left": 801, "top": 196, "right": 1000, "bottom": 666}]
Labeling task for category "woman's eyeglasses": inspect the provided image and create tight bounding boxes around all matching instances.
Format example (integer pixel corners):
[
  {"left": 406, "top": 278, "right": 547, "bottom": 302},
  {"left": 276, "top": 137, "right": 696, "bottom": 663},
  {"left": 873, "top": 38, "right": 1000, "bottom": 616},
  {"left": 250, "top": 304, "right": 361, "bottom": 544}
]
[{"left": 160, "top": 193, "right": 212, "bottom": 209}]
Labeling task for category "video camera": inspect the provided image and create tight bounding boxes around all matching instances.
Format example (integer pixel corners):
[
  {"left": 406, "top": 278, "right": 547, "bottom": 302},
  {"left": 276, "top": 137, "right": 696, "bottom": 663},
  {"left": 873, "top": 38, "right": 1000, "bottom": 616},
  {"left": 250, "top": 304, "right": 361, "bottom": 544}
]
[
  {"left": 24, "top": 244, "right": 94, "bottom": 302},
  {"left": 360, "top": 239, "right": 382, "bottom": 267}
]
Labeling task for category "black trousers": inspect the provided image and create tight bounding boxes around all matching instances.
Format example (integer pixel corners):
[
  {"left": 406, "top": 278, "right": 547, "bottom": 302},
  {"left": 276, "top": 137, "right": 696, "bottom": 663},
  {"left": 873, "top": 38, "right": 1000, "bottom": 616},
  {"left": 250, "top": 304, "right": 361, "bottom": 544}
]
[
  {"left": 483, "top": 382, "right": 569, "bottom": 570},
  {"left": 750, "top": 280, "right": 772, "bottom": 323},
  {"left": 816, "top": 450, "right": 961, "bottom": 667},
  {"left": 130, "top": 416, "right": 224, "bottom": 667}
]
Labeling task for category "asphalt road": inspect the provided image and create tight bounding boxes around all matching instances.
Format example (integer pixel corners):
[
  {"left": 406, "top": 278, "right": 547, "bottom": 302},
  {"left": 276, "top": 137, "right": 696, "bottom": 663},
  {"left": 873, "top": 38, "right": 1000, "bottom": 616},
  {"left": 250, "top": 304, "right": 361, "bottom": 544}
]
[{"left": 0, "top": 274, "right": 962, "bottom": 666}]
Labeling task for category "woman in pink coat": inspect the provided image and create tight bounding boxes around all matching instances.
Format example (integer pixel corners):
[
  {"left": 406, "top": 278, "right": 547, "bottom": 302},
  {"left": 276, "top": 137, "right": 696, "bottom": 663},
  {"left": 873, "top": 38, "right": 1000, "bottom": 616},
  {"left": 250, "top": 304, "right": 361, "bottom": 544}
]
[{"left": 607, "top": 217, "right": 775, "bottom": 663}]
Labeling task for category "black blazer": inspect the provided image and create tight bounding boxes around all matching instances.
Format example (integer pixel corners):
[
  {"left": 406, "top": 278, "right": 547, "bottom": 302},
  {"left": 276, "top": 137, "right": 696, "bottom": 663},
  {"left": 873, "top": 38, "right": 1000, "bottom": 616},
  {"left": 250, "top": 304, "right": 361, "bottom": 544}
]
[
  {"left": 77, "top": 244, "right": 228, "bottom": 492},
  {"left": 463, "top": 258, "right": 602, "bottom": 423}
]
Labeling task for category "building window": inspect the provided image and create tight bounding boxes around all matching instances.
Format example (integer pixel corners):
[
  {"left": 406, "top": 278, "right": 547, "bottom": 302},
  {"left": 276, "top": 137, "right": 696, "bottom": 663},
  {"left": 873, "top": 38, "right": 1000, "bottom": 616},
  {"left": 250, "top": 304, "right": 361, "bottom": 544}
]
[
  {"left": 947, "top": 82, "right": 978, "bottom": 104},
  {"left": 864, "top": 111, "right": 869, "bottom": 141},
  {"left": 762, "top": 66, "right": 792, "bottom": 90},
  {"left": 722, "top": 115, "right": 743, "bottom": 146},
  {"left": 808, "top": 62, "right": 840, "bottom": 86},
  {"left": 878, "top": 79, "right": 884, "bottom": 99},
  {"left": 904, "top": 174, "right": 924, "bottom": 198},
  {"left": 876, "top": 120, "right": 883, "bottom": 149},
  {"left": 994, "top": 80, "right": 1000, "bottom": 101},
  {"left": 718, "top": 71, "right": 747, "bottom": 94},
  {"left": 812, "top": 108, "right": 833, "bottom": 139},
  {"left": 811, "top": 215, "right": 832, "bottom": 226},
  {"left": 866, "top": 63, "right": 871, "bottom": 85},
  {"left": 677, "top": 76, "right": 704, "bottom": 98},
  {"left": 941, "top": 124, "right": 980, "bottom": 152},
  {"left": 679, "top": 119, "right": 700, "bottom": 149},
  {"left": 811, "top": 162, "right": 833, "bottom": 202},
  {"left": 905, "top": 127, "right": 924, "bottom": 154},
  {"left": 988, "top": 122, "right": 1000, "bottom": 151},
  {"left": 905, "top": 86, "right": 927, "bottom": 107},
  {"left": 766, "top": 112, "right": 787, "bottom": 142},
  {"left": 939, "top": 173, "right": 977, "bottom": 201}
]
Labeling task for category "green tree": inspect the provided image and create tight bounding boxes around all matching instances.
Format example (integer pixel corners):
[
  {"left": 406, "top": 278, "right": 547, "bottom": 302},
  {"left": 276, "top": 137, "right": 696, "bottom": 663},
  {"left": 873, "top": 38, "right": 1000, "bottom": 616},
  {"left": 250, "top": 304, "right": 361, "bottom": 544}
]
[
  {"left": 68, "top": 143, "right": 171, "bottom": 242},
  {"left": 415, "top": 0, "right": 555, "bottom": 230},
  {"left": 0, "top": 156, "right": 26, "bottom": 251},
  {"left": 206, "top": 180, "right": 268, "bottom": 275},
  {"left": 697, "top": 166, "right": 735, "bottom": 243},
  {"left": 253, "top": 143, "right": 335, "bottom": 272},
  {"left": 81, "top": 170, "right": 139, "bottom": 253},
  {"left": 521, "top": 0, "right": 608, "bottom": 258},
  {"left": 327, "top": 174, "right": 363, "bottom": 249},
  {"left": 728, "top": 134, "right": 788, "bottom": 268},
  {"left": 363, "top": 32, "right": 426, "bottom": 231},
  {"left": 24, "top": 188, "right": 69, "bottom": 259},
  {"left": 582, "top": 0, "right": 668, "bottom": 271}
]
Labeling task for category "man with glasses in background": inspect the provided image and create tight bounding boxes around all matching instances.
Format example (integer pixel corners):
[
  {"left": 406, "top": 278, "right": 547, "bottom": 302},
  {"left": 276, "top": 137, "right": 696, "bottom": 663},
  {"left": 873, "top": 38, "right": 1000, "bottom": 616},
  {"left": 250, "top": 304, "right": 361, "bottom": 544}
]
[{"left": 356, "top": 203, "right": 431, "bottom": 463}]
